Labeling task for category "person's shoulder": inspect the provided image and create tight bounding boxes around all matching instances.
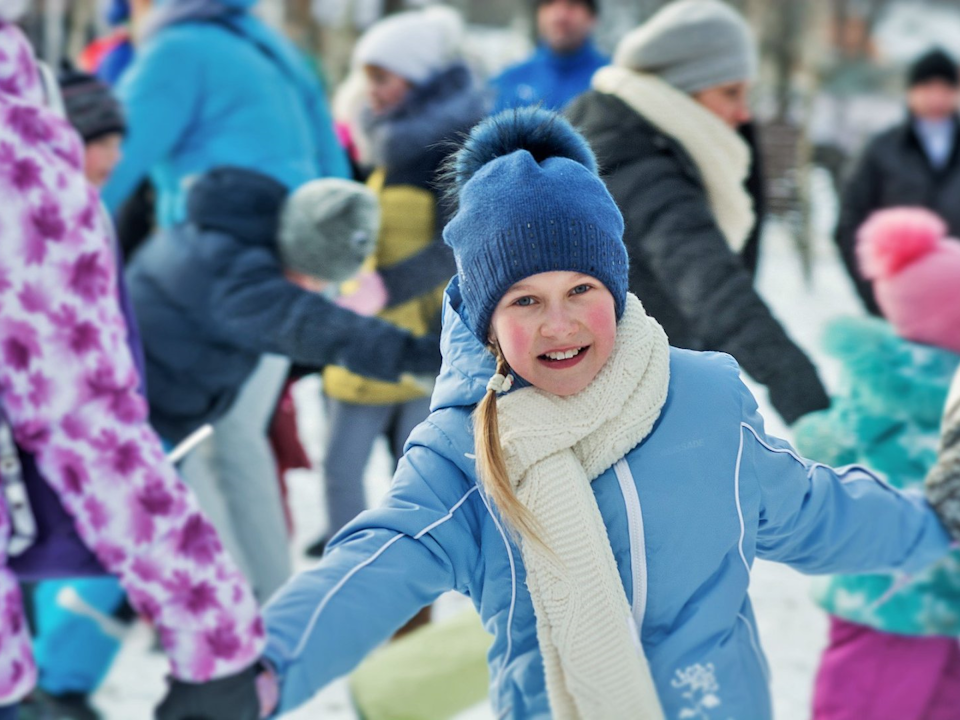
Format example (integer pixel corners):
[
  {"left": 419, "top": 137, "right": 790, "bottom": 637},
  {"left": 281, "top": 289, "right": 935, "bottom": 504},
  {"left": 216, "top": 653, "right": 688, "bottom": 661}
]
[
  {"left": 670, "top": 346, "right": 742, "bottom": 383},
  {"left": 665, "top": 347, "right": 747, "bottom": 413},
  {"left": 396, "top": 409, "right": 480, "bottom": 506},
  {"left": 407, "top": 407, "right": 476, "bottom": 467},
  {"left": 566, "top": 91, "right": 659, "bottom": 157},
  {"left": 491, "top": 55, "right": 542, "bottom": 87},
  {"left": 863, "top": 119, "right": 910, "bottom": 154}
]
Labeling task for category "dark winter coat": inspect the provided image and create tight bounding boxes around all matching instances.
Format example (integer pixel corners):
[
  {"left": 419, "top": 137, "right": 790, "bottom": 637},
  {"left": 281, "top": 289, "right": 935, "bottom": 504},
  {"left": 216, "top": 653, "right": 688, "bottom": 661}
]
[
  {"left": 324, "top": 63, "right": 486, "bottom": 405},
  {"left": 125, "top": 167, "right": 439, "bottom": 443},
  {"left": 566, "top": 90, "right": 829, "bottom": 424},
  {"left": 835, "top": 115, "right": 960, "bottom": 316}
]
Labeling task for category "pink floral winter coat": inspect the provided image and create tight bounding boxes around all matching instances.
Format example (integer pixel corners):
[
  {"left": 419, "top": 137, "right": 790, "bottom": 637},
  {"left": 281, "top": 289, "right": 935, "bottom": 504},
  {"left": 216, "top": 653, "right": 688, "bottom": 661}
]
[{"left": 0, "top": 22, "right": 263, "bottom": 703}]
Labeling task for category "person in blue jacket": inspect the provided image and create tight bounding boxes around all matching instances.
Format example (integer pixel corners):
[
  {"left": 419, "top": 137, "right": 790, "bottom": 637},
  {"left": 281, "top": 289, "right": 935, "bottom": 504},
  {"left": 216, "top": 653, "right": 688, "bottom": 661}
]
[
  {"left": 101, "top": 0, "right": 350, "bottom": 227},
  {"left": 490, "top": 0, "right": 607, "bottom": 114},
  {"left": 248, "top": 109, "right": 954, "bottom": 720}
]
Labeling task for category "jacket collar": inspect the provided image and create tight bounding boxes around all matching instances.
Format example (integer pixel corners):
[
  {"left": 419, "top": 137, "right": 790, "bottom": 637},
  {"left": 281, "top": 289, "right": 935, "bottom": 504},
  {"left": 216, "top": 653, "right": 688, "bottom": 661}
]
[
  {"left": 534, "top": 39, "right": 604, "bottom": 71},
  {"left": 902, "top": 112, "right": 960, "bottom": 174},
  {"left": 361, "top": 63, "right": 487, "bottom": 171}
]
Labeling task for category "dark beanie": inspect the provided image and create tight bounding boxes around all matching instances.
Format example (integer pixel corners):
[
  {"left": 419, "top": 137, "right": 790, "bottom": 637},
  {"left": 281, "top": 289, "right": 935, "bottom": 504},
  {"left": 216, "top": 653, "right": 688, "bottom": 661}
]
[
  {"left": 58, "top": 70, "right": 126, "bottom": 144},
  {"left": 537, "top": 0, "right": 598, "bottom": 15},
  {"left": 443, "top": 107, "right": 627, "bottom": 342},
  {"left": 908, "top": 48, "right": 959, "bottom": 88}
]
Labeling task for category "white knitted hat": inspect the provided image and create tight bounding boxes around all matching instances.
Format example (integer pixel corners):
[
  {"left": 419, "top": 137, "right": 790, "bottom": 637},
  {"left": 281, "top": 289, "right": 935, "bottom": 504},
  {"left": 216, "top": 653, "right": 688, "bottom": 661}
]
[
  {"left": 353, "top": 6, "right": 464, "bottom": 85},
  {"left": 613, "top": 0, "right": 757, "bottom": 94}
]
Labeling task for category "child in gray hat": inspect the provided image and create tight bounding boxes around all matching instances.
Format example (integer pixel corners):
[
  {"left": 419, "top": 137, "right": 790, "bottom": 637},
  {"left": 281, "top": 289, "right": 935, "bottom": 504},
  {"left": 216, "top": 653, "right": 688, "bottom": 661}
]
[{"left": 125, "top": 167, "right": 439, "bottom": 616}]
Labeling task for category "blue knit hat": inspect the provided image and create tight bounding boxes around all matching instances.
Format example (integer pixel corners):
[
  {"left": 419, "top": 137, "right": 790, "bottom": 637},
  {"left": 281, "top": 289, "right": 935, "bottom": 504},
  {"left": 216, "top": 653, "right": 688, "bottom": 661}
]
[{"left": 443, "top": 107, "right": 628, "bottom": 342}]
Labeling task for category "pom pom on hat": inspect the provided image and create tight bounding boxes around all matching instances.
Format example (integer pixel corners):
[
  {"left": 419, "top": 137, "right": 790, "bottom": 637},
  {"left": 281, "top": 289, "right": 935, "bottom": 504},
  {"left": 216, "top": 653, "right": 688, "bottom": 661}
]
[
  {"left": 856, "top": 207, "right": 960, "bottom": 354},
  {"left": 443, "top": 108, "right": 628, "bottom": 341},
  {"left": 449, "top": 106, "right": 597, "bottom": 200},
  {"left": 857, "top": 207, "right": 946, "bottom": 279}
]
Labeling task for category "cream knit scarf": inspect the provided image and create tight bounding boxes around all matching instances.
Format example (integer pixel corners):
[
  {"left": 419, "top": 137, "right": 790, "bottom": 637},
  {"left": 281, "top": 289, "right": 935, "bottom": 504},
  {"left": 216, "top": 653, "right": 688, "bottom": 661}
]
[
  {"left": 592, "top": 65, "right": 755, "bottom": 252},
  {"left": 495, "top": 294, "right": 670, "bottom": 720}
]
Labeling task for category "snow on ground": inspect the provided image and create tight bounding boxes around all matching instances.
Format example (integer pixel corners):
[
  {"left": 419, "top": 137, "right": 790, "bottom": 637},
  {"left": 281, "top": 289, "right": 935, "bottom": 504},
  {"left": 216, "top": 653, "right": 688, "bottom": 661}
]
[{"left": 94, "top": 171, "right": 863, "bottom": 718}]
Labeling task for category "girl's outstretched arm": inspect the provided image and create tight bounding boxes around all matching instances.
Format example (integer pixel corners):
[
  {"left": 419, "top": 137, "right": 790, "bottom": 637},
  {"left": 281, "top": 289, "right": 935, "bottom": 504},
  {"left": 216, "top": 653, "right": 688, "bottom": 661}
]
[
  {"left": 737, "top": 379, "right": 952, "bottom": 575},
  {"left": 262, "top": 436, "right": 482, "bottom": 715}
]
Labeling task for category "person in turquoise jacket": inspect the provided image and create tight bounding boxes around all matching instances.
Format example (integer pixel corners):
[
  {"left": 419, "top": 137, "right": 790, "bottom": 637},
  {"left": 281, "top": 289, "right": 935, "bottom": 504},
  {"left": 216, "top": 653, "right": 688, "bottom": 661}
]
[
  {"left": 491, "top": 0, "right": 607, "bottom": 113},
  {"left": 794, "top": 206, "right": 960, "bottom": 719},
  {"left": 101, "top": 0, "right": 350, "bottom": 227},
  {"left": 251, "top": 110, "right": 953, "bottom": 720}
]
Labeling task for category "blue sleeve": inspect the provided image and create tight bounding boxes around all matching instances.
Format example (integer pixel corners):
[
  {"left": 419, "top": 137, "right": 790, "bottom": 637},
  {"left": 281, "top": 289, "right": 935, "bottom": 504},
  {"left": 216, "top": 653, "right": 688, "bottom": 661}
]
[
  {"left": 738, "top": 380, "right": 951, "bottom": 575},
  {"left": 262, "top": 440, "right": 481, "bottom": 715},
  {"left": 101, "top": 33, "right": 201, "bottom": 213},
  {"left": 307, "top": 86, "right": 351, "bottom": 180},
  {"left": 204, "top": 247, "right": 426, "bottom": 381}
]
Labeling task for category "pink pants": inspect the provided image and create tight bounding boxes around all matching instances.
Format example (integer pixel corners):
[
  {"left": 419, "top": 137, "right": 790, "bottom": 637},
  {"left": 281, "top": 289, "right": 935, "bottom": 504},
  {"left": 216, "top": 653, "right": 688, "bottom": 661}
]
[{"left": 813, "top": 616, "right": 960, "bottom": 720}]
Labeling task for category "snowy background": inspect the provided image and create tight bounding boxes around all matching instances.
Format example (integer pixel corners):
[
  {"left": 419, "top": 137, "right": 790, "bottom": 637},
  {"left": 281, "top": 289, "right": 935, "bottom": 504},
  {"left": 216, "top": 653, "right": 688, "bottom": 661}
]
[{"left": 93, "top": 170, "right": 860, "bottom": 719}]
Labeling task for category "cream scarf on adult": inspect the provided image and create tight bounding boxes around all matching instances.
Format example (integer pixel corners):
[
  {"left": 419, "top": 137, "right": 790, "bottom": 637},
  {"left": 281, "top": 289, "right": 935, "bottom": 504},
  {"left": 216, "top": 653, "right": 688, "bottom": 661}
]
[
  {"left": 495, "top": 294, "right": 670, "bottom": 719},
  {"left": 592, "top": 65, "right": 755, "bottom": 252}
]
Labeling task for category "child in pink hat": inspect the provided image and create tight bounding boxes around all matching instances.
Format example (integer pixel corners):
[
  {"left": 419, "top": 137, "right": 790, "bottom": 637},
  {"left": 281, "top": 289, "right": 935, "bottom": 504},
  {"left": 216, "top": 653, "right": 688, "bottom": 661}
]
[
  {"left": 798, "top": 206, "right": 960, "bottom": 719},
  {"left": 858, "top": 207, "right": 960, "bottom": 354}
]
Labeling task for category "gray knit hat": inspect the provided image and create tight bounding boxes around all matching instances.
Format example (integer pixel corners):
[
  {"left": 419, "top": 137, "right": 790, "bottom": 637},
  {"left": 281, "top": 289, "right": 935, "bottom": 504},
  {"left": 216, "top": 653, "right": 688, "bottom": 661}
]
[
  {"left": 613, "top": 0, "right": 757, "bottom": 94},
  {"left": 278, "top": 178, "right": 380, "bottom": 283}
]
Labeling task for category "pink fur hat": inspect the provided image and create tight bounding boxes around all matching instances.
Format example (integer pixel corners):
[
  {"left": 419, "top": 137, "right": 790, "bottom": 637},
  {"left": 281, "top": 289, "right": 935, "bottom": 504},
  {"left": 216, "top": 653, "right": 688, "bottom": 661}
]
[{"left": 857, "top": 207, "right": 960, "bottom": 354}]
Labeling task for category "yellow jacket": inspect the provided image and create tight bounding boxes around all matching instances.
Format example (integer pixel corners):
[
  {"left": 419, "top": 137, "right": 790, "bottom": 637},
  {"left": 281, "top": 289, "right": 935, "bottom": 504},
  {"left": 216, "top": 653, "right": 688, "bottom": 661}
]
[{"left": 323, "top": 169, "right": 446, "bottom": 404}]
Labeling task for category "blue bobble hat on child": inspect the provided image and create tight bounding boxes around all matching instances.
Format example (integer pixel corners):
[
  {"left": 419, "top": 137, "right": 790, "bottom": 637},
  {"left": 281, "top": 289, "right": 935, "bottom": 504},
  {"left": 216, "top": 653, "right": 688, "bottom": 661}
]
[{"left": 442, "top": 107, "right": 629, "bottom": 342}]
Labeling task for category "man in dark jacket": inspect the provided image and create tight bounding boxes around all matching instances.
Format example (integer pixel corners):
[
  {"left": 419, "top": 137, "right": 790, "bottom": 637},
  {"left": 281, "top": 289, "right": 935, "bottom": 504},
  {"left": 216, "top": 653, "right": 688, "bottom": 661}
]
[
  {"left": 126, "top": 166, "right": 438, "bottom": 444},
  {"left": 567, "top": 0, "right": 828, "bottom": 425},
  {"left": 836, "top": 48, "right": 960, "bottom": 315}
]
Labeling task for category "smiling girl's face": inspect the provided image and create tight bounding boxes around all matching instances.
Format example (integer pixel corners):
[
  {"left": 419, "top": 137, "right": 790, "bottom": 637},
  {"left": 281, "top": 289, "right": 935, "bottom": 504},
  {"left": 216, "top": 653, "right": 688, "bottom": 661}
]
[{"left": 489, "top": 271, "right": 617, "bottom": 397}]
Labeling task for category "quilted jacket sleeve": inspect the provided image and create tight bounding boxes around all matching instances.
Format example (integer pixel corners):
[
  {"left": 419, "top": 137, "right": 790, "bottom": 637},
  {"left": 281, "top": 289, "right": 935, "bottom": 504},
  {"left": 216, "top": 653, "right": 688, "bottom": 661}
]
[
  {"left": 262, "top": 432, "right": 481, "bottom": 715},
  {"left": 737, "top": 379, "right": 951, "bottom": 575}
]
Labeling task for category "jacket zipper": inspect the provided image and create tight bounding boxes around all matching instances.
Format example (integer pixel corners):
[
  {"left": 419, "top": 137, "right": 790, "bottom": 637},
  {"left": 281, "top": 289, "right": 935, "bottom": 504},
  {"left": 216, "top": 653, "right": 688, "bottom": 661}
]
[{"left": 614, "top": 459, "right": 647, "bottom": 642}]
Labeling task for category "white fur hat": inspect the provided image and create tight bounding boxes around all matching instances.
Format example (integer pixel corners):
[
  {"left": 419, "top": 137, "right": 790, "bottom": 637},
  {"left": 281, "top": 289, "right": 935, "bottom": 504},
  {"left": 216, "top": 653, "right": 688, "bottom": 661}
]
[{"left": 353, "top": 6, "right": 464, "bottom": 85}]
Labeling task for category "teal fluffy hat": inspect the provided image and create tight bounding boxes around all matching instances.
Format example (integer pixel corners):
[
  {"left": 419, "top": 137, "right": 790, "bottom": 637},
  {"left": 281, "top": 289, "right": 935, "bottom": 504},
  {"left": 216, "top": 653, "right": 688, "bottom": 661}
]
[{"left": 443, "top": 107, "right": 628, "bottom": 342}]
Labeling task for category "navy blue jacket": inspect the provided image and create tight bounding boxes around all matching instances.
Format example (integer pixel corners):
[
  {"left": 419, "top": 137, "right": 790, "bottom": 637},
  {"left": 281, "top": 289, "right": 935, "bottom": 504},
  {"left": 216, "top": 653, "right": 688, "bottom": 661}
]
[{"left": 125, "top": 167, "right": 438, "bottom": 442}]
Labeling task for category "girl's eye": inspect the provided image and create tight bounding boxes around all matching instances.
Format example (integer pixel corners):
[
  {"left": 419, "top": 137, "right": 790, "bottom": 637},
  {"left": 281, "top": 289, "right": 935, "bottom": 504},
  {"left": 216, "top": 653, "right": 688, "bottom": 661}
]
[
  {"left": 571, "top": 284, "right": 591, "bottom": 296},
  {"left": 514, "top": 296, "right": 536, "bottom": 307}
]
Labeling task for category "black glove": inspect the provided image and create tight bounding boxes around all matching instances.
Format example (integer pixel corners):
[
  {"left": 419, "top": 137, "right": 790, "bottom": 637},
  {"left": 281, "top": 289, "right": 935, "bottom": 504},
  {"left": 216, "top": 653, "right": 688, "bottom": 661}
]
[
  {"left": 400, "top": 334, "right": 442, "bottom": 376},
  {"left": 155, "top": 665, "right": 260, "bottom": 720}
]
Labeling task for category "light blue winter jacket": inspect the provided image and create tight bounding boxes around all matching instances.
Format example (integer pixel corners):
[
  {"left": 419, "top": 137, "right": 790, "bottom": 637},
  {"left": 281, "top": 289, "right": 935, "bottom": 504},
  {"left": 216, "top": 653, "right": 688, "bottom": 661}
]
[
  {"left": 101, "top": 0, "right": 349, "bottom": 226},
  {"left": 263, "top": 281, "right": 951, "bottom": 719}
]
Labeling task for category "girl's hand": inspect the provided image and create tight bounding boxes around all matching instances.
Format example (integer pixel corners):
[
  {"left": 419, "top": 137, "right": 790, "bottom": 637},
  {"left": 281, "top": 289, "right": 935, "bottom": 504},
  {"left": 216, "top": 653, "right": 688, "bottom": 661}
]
[{"left": 256, "top": 661, "right": 280, "bottom": 718}]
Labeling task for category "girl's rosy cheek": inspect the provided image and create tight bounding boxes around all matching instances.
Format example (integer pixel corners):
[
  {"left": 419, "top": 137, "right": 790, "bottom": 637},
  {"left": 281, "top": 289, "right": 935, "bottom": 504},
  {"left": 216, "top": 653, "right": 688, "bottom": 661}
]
[
  {"left": 588, "top": 301, "right": 615, "bottom": 329},
  {"left": 500, "top": 318, "right": 535, "bottom": 364}
]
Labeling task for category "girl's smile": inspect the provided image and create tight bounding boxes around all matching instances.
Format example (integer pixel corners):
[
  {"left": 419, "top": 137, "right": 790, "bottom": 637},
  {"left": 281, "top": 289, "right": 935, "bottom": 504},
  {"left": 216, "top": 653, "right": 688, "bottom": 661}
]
[
  {"left": 538, "top": 344, "right": 590, "bottom": 369},
  {"left": 490, "top": 271, "right": 617, "bottom": 397}
]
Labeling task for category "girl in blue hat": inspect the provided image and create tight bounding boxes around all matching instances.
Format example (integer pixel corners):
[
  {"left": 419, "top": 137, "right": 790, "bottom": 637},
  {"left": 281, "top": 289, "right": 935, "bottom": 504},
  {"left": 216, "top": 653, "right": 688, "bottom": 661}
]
[{"left": 248, "top": 108, "right": 956, "bottom": 720}]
